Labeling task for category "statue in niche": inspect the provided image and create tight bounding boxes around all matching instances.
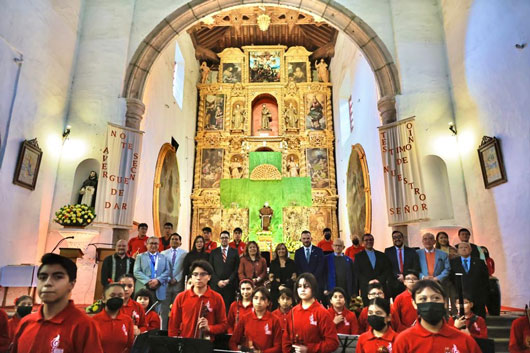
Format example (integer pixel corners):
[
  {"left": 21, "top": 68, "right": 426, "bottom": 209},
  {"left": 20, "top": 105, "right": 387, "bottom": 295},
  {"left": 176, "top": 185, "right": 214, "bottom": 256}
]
[
  {"left": 283, "top": 102, "right": 298, "bottom": 129},
  {"left": 259, "top": 202, "right": 274, "bottom": 231},
  {"left": 260, "top": 104, "right": 272, "bottom": 130},
  {"left": 315, "top": 59, "right": 329, "bottom": 83},
  {"left": 231, "top": 104, "right": 246, "bottom": 130},
  {"left": 287, "top": 156, "right": 300, "bottom": 177},
  {"left": 200, "top": 61, "right": 210, "bottom": 84},
  {"left": 78, "top": 171, "right": 98, "bottom": 207},
  {"left": 229, "top": 157, "right": 243, "bottom": 179}
]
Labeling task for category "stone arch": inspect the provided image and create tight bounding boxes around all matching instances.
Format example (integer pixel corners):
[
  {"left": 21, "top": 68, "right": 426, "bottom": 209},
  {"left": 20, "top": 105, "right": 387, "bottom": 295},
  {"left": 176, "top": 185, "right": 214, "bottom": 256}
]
[{"left": 122, "top": 1, "right": 400, "bottom": 104}]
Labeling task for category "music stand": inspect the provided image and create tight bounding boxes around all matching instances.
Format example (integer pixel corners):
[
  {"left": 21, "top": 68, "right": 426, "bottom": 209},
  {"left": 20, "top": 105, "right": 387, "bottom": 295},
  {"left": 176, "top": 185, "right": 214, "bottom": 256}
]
[
  {"left": 336, "top": 334, "right": 359, "bottom": 353},
  {"left": 213, "top": 333, "right": 232, "bottom": 350},
  {"left": 148, "top": 336, "right": 213, "bottom": 353}
]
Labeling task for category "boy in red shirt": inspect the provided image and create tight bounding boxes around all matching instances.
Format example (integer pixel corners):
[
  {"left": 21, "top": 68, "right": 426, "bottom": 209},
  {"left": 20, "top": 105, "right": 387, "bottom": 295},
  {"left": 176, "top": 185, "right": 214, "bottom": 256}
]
[
  {"left": 358, "top": 282, "right": 399, "bottom": 332},
  {"left": 168, "top": 259, "right": 227, "bottom": 338},
  {"left": 227, "top": 279, "right": 253, "bottom": 333},
  {"left": 448, "top": 294, "right": 488, "bottom": 339},
  {"left": 345, "top": 235, "right": 364, "bottom": 261},
  {"left": 317, "top": 228, "right": 334, "bottom": 253},
  {"left": 393, "top": 279, "right": 481, "bottom": 353},
  {"left": 229, "top": 227, "right": 246, "bottom": 256},
  {"left": 230, "top": 287, "right": 283, "bottom": 352},
  {"left": 328, "top": 287, "right": 359, "bottom": 334},
  {"left": 8, "top": 295, "right": 33, "bottom": 343},
  {"left": 272, "top": 288, "right": 293, "bottom": 331},
  {"left": 12, "top": 253, "right": 104, "bottom": 353},
  {"left": 0, "top": 308, "right": 9, "bottom": 352},
  {"left": 135, "top": 288, "right": 161, "bottom": 331},
  {"left": 356, "top": 297, "right": 397, "bottom": 353},
  {"left": 92, "top": 283, "right": 135, "bottom": 353},
  {"left": 127, "top": 223, "right": 149, "bottom": 258},
  {"left": 509, "top": 305, "right": 530, "bottom": 353},
  {"left": 202, "top": 227, "right": 218, "bottom": 253},
  {"left": 119, "top": 274, "right": 147, "bottom": 334},
  {"left": 393, "top": 270, "right": 419, "bottom": 332}
]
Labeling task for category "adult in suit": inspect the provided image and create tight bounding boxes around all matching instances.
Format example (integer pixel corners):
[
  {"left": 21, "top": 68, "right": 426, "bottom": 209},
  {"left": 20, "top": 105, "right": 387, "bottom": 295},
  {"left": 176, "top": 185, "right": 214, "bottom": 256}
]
[
  {"left": 100, "top": 239, "right": 135, "bottom": 286},
  {"left": 133, "top": 236, "right": 171, "bottom": 308},
  {"left": 450, "top": 242, "right": 489, "bottom": 318},
  {"left": 353, "top": 233, "right": 393, "bottom": 305},
  {"left": 160, "top": 233, "right": 187, "bottom": 329},
  {"left": 384, "top": 230, "right": 421, "bottom": 298},
  {"left": 294, "top": 230, "right": 325, "bottom": 297},
  {"left": 455, "top": 228, "right": 485, "bottom": 260},
  {"left": 210, "top": 230, "right": 240, "bottom": 312},
  {"left": 416, "top": 232, "right": 451, "bottom": 282},
  {"left": 323, "top": 238, "right": 355, "bottom": 300}
]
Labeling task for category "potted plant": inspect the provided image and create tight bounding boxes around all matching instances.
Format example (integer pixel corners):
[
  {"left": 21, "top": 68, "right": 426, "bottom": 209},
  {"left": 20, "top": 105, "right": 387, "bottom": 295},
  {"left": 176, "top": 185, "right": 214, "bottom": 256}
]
[{"left": 54, "top": 204, "right": 96, "bottom": 228}]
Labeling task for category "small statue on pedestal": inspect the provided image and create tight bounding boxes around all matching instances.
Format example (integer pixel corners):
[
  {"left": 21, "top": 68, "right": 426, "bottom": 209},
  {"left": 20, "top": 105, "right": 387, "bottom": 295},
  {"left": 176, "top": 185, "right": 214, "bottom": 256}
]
[
  {"left": 315, "top": 59, "right": 330, "bottom": 83},
  {"left": 78, "top": 171, "right": 98, "bottom": 207},
  {"left": 200, "top": 62, "right": 210, "bottom": 84},
  {"left": 260, "top": 104, "right": 272, "bottom": 130},
  {"left": 259, "top": 202, "right": 273, "bottom": 231}
]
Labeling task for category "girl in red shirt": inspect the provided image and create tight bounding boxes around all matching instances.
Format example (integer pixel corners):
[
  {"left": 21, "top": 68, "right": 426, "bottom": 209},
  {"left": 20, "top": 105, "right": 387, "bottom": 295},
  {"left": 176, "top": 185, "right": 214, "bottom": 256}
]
[
  {"left": 227, "top": 279, "right": 254, "bottom": 333},
  {"left": 119, "top": 274, "right": 147, "bottom": 334},
  {"left": 230, "top": 287, "right": 283, "bottom": 352},
  {"left": 135, "top": 288, "right": 161, "bottom": 331},
  {"left": 8, "top": 295, "right": 33, "bottom": 343},
  {"left": 393, "top": 270, "right": 419, "bottom": 332},
  {"left": 448, "top": 294, "right": 488, "bottom": 339},
  {"left": 282, "top": 273, "right": 339, "bottom": 353},
  {"left": 272, "top": 287, "right": 294, "bottom": 331},
  {"left": 328, "top": 287, "right": 359, "bottom": 334},
  {"left": 356, "top": 297, "right": 397, "bottom": 353}
]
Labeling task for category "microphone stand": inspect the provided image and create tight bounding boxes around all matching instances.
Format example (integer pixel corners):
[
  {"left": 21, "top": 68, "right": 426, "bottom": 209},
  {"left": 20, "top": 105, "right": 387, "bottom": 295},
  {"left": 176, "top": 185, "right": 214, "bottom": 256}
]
[{"left": 51, "top": 236, "right": 74, "bottom": 253}]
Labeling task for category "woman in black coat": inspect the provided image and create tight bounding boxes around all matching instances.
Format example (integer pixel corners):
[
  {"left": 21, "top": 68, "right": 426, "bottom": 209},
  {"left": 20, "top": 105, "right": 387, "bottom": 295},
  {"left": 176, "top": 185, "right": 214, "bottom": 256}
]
[
  {"left": 182, "top": 236, "right": 210, "bottom": 279},
  {"left": 269, "top": 243, "right": 297, "bottom": 309}
]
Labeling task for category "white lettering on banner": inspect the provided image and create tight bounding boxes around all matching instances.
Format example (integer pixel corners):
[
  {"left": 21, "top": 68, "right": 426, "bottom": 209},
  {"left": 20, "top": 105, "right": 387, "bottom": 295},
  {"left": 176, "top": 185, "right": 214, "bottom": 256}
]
[
  {"left": 378, "top": 117, "right": 428, "bottom": 225},
  {"left": 95, "top": 123, "right": 144, "bottom": 227}
]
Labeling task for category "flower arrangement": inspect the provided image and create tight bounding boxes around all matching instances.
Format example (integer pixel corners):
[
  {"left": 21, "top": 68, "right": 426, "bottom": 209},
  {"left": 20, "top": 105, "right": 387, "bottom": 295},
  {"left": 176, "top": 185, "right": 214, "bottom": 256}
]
[{"left": 54, "top": 204, "right": 96, "bottom": 227}]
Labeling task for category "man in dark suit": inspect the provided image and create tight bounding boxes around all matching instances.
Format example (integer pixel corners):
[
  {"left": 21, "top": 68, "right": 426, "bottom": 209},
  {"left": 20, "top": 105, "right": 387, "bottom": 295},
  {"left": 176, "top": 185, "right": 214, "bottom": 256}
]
[
  {"left": 294, "top": 230, "right": 325, "bottom": 297},
  {"left": 450, "top": 242, "right": 490, "bottom": 318},
  {"left": 209, "top": 230, "right": 240, "bottom": 312},
  {"left": 384, "top": 230, "right": 421, "bottom": 298},
  {"left": 353, "top": 233, "right": 393, "bottom": 305}
]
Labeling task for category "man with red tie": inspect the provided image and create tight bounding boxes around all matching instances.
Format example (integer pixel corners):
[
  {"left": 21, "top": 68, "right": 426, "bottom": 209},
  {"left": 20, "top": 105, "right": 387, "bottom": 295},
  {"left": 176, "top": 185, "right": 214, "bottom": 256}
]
[{"left": 384, "top": 230, "right": 420, "bottom": 299}]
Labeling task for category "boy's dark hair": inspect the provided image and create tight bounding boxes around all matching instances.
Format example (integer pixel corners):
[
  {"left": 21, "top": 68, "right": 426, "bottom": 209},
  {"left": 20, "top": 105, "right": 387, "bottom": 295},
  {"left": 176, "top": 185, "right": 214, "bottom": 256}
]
[
  {"left": 164, "top": 222, "right": 173, "bottom": 228},
  {"left": 411, "top": 279, "right": 446, "bottom": 302},
  {"left": 323, "top": 228, "right": 331, "bottom": 233},
  {"left": 138, "top": 223, "right": 148, "bottom": 229},
  {"left": 15, "top": 295, "right": 33, "bottom": 306},
  {"left": 329, "top": 287, "right": 347, "bottom": 300},
  {"left": 103, "top": 283, "right": 125, "bottom": 298},
  {"left": 118, "top": 273, "right": 136, "bottom": 283},
  {"left": 367, "top": 282, "right": 384, "bottom": 293},
  {"left": 404, "top": 269, "right": 420, "bottom": 279},
  {"left": 233, "top": 227, "right": 243, "bottom": 233},
  {"left": 278, "top": 287, "right": 293, "bottom": 300},
  {"left": 368, "top": 297, "right": 391, "bottom": 316},
  {"left": 252, "top": 286, "right": 271, "bottom": 302},
  {"left": 38, "top": 253, "right": 77, "bottom": 282},
  {"left": 202, "top": 227, "right": 212, "bottom": 233},
  {"left": 134, "top": 288, "right": 155, "bottom": 308},
  {"left": 293, "top": 273, "right": 319, "bottom": 302},
  {"left": 458, "top": 228, "right": 470, "bottom": 235},
  {"left": 189, "top": 260, "right": 213, "bottom": 276}
]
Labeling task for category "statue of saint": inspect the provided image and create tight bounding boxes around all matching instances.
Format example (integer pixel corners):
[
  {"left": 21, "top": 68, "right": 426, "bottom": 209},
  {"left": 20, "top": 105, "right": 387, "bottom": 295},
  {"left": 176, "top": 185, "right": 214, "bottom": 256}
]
[
  {"left": 287, "top": 156, "right": 300, "bottom": 177},
  {"left": 260, "top": 104, "right": 272, "bottom": 130},
  {"left": 259, "top": 202, "right": 274, "bottom": 231},
  {"left": 232, "top": 104, "right": 245, "bottom": 130},
  {"left": 229, "top": 159, "right": 243, "bottom": 179},
  {"left": 200, "top": 61, "right": 210, "bottom": 84},
  {"left": 283, "top": 102, "right": 298, "bottom": 129},
  {"left": 315, "top": 59, "right": 330, "bottom": 83},
  {"left": 78, "top": 171, "right": 98, "bottom": 207}
]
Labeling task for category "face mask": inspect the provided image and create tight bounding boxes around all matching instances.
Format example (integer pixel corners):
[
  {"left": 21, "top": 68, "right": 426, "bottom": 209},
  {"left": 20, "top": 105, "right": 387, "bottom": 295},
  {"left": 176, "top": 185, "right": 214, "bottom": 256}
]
[
  {"left": 17, "top": 306, "right": 32, "bottom": 318},
  {"left": 105, "top": 297, "right": 124, "bottom": 311},
  {"left": 367, "top": 315, "right": 387, "bottom": 331},
  {"left": 352, "top": 238, "right": 359, "bottom": 246},
  {"left": 416, "top": 302, "right": 446, "bottom": 325},
  {"left": 324, "top": 234, "right": 331, "bottom": 240}
]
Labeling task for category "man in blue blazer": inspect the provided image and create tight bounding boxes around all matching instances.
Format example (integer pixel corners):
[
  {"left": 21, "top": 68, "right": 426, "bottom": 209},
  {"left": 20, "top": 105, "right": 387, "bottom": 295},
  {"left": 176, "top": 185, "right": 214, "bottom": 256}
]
[
  {"left": 324, "top": 238, "right": 355, "bottom": 300},
  {"left": 416, "top": 232, "right": 450, "bottom": 281},
  {"left": 294, "top": 230, "right": 325, "bottom": 297},
  {"left": 134, "top": 236, "right": 171, "bottom": 307}
]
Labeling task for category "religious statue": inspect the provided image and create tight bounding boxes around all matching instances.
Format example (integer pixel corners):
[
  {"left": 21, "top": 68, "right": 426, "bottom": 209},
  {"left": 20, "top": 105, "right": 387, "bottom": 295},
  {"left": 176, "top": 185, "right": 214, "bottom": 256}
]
[
  {"left": 259, "top": 202, "right": 273, "bottom": 231},
  {"left": 200, "top": 61, "right": 210, "bottom": 84},
  {"left": 231, "top": 104, "right": 246, "bottom": 130},
  {"left": 229, "top": 159, "right": 243, "bottom": 179},
  {"left": 287, "top": 156, "right": 300, "bottom": 177},
  {"left": 315, "top": 59, "right": 329, "bottom": 83},
  {"left": 78, "top": 171, "right": 98, "bottom": 207},
  {"left": 260, "top": 104, "right": 272, "bottom": 130},
  {"left": 283, "top": 102, "right": 298, "bottom": 129}
]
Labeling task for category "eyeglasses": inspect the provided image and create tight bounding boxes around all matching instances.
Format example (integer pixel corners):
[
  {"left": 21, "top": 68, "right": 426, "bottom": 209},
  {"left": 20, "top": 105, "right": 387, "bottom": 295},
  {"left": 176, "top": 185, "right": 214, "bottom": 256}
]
[
  {"left": 192, "top": 272, "right": 209, "bottom": 277},
  {"left": 405, "top": 277, "right": 418, "bottom": 282},
  {"left": 220, "top": 237, "right": 229, "bottom": 240}
]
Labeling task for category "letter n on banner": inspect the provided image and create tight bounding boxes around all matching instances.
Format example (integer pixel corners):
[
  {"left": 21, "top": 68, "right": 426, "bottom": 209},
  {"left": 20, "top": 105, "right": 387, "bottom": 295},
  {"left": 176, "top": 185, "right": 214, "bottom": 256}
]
[
  {"left": 378, "top": 117, "right": 428, "bottom": 225},
  {"left": 95, "top": 123, "right": 144, "bottom": 227}
]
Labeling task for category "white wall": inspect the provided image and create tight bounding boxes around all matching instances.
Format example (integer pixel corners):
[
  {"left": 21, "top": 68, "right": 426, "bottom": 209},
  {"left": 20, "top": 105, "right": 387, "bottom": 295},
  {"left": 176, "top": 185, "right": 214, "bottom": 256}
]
[{"left": 440, "top": 0, "right": 530, "bottom": 307}]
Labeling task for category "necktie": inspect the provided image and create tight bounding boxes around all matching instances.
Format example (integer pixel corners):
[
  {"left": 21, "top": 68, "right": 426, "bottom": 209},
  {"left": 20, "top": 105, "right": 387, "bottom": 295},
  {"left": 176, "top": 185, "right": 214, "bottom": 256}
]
[
  {"left": 172, "top": 249, "right": 176, "bottom": 265},
  {"left": 305, "top": 248, "right": 310, "bottom": 262},
  {"left": 222, "top": 248, "right": 227, "bottom": 263},
  {"left": 464, "top": 258, "right": 469, "bottom": 273},
  {"left": 398, "top": 248, "right": 404, "bottom": 273}
]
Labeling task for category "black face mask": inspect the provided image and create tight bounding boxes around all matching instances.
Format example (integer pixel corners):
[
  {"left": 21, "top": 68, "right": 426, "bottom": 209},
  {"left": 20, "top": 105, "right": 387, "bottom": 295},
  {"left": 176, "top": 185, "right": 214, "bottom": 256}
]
[
  {"left": 352, "top": 238, "right": 360, "bottom": 246},
  {"left": 17, "top": 306, "right": 32, "bottom": 318},
  {"left": 367, "top": 315, "right": 387, "bottom": 331},
  {"left": 416, "top": 302, "right": 446, "bottom": 325},
  {"left": 324, "top": 233, "right": 331, "bottom": 240},
  {"left": 105, "top": 297, "right": 124, "bottom": 311}
]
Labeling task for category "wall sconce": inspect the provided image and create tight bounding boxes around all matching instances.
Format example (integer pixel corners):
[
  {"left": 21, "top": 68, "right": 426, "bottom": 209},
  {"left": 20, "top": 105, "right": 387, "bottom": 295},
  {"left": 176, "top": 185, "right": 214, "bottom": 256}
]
[
  {"left": 448, "top": 122, "right": 457, "bottom": 135},
  {"left": 62, "top": 125, "right": 72, "bottom": 139}
]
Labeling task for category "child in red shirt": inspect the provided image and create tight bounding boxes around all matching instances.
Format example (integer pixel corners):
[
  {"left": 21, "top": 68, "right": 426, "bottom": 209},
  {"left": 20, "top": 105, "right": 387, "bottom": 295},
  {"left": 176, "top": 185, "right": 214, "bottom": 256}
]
[
  {"left": 317, "top": 228, "right": 334, "bottom": 253},
  {"left": 202, "top": 227, "right": 218, "bottom": 253},
  {"left": 356, "top": 297, "right": 397, "bottom": 353},
  {"left": 358, "top": 282, "right": 399, "bottom": 332},
  {"left": 227, "top": 279, "right": 254, "bottom": 333},
  {"left": 282, "top": 273, "right": 339, "bottom": 353},
  {"left": 135, "top": 288, "right": 161, "bottom": 331},
  {"left": 345, "top": 235, "right": 364, "bottom": 261},
  {"left": 230, "top": 287, "right": 283, "bottom": 352},
  {"left": 0, "top": 308, "right": 9, "bottom": 352},
  {"left": 8, "top": 295, "right": 33, "bottom": 343},
  {"left": 229, "top": 227, "right": 246, "bottom": 256},
  {"left": 272, "top": 287, "right": 293, "bottom": 331},
  {"left": 448, "top": 295, "right": 488, "bottom": 339},
  {"left": 92, "top": 283, "right": 135, "bottom": 353},
  {"left": 127, "top": 223, "right": 149, "bottom": 257},
  {"left": 119, "top": 274, "right": 147, "bottom": 334},
  {"left": 12, "top": 253, "right": 104, "bottom": 353},
  {"left": 393, "top": 279, "right": 481, "bottom": 353},
  {"left": 509, "top": 306, "right": 530, "bottom": 353},
  {"left": 328, "top": 287, "right": 359, "bottom": 334},
  {"left": 393, "top": 270, "right": 419, "bottom": 332}
]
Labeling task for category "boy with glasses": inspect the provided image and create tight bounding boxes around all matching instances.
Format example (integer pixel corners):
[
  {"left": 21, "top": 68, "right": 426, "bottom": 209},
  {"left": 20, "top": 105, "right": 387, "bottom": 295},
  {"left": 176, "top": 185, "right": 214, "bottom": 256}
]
[{"left": 393, "top": 270, "right": 420, "bottom": 332}]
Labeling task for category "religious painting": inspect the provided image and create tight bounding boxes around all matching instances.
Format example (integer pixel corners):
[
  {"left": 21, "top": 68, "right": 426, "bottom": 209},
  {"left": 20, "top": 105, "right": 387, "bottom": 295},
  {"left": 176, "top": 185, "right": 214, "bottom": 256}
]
[
  {"left": 204, "top": 94, "right": 225, "bottom": 130},
  {"left": 287, "top": 62, "right": 307, "bottom": 83},
  {"left": 309, "top": 207, "right": 332, "bottom": 244},
  {"left": 346, "top": 144, "right": 372, "bottom": 238},
  {"left": 153, "top": 143, "right": 180, "bottom": 238},
  {"left": 13, "top": 139, "right": 42, "bottom": 190},
  {"left": 222, "top": 63, "right": 242, "bottom": 83},
  {"left": 478, "top": 136, "right": 507, "bottom": 189},
  {"left": 305, "top": 93, "right": 326, "bottom": 130},
  {"left": 251, "top": 94, "right": 279, "bottom": 136},
  {"left": 222, "top": 207, "right": 249, "bottom": 240},
  {"left": 306, "top": 148, "right": 329, "bottom": 188},
  {"left": 283, "top": 207, "right": 309, "bottom": 252},
  {"left": 249, "top": 50, "right": 281, "bottom": 83},
  {"left": 197, "top": 208, "right": 222, "bottom": 243},
  {"left": 200, "top": 148, "right": 224, "bottom": 188}
]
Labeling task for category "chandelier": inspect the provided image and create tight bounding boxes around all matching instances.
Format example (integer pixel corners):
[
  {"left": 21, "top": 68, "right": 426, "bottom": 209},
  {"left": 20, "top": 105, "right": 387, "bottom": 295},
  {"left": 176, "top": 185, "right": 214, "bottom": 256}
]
[{"left": 257, "top": 14, "right": 271, "bottom": 31}]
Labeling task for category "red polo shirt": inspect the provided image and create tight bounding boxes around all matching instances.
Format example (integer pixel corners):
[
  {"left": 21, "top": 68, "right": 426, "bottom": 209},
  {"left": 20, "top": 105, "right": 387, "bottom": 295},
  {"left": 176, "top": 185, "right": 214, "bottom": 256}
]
[
  {"left": 229, "top": 240, "right": 246, "bottom": 256},
  {"left": 282, "top": 300, "right": 338, "bottom": 353},
  {"left": 230, "top": 310, "right": 282, "bottom": 352},
  {"left": 11, "top": 300, "right": 103, "bottom": 353},
  {"left": 0, "top": 309, "right": 9, "bottom": 351},
  {"left": 8, "top": 315, "right": 21, "bottom": 342},
  {"left": 393, "top": 321, "right": 482, "bottom": 353},
  {"left": 127, "top": 236, "right": 148, "bottom": 256},
  {"left": 145, "top": 310, "right": 161, "bottom": 331},
  {"left": 509, "top": 316, "right": 530, "bottom": 353},
  {"left": 345, "top": 245, "right": 365, "bottom": 261},
  {"left": 272, "top": 308, "right": 291, "bottom": 331},
  {"left": 168, "top": 286, "right": 227, "bottom": 338},
  {"left": 447, "top": 314, "right": 488, "bottom": 339},
  {"left": 204, "top": 240, "right": 218, "bottom": 254},
  {"left": 227, "top": 300, "right": 253, "bottom": 333},
  {"left": 121, "top": 298, "right": 147, "bottom": 332},
  {"left": 393, "top": 290, "right": 417, "bottom": 332},
  {"left": 327, "top": 307, "right": 359, "bottom": 334},
  {"left": 356, "top": 326, "right": 397, "bottom": 353},
  {"left": 92, "top": 309, "right": 134, "bottom": 353},
  {"left": 317, "top": 239, "right": 333, "bottom": 252}
]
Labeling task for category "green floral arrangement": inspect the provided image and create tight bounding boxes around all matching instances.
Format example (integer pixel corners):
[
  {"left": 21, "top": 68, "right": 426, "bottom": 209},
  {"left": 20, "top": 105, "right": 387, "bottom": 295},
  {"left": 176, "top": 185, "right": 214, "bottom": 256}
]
[
  {"left": 54, "top": 204, "right": 96, "bottom": 227},
  {"left": 85, "top": 299, "right": 103, "bottom": 314}
]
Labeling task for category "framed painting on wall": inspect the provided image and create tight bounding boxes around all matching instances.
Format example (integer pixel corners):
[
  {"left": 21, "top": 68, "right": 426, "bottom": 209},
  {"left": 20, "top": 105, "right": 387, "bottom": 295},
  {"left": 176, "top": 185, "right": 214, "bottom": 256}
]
[
  {"left": 13, "top": 138, "right": 42, "bottom": 190},
  {"left": 200, "top": 148, "right": 224, "bottom": 188},
  {"left": 287, "top": 62, "right": 307, "bottom": 83},
  {"left": 478, "top": 136, "right": 507, "bottom": 189},
  {"left": 305, "top": 93, "right": 326, "bottom": 130},
  {"left": 153, "top": 143, "right": 180, "bottom": 238},
  {"left": 249, "top": 50, "right": 281, "bottom": 83},
  {"left": 306, "top": 148, "right": 329, "bottom": 188},
  {"left": 204, "top": 94, "right": 225, "bottom": 130},
  {"left": 221, "top": 63, "right": 242, "bottom": 83}
]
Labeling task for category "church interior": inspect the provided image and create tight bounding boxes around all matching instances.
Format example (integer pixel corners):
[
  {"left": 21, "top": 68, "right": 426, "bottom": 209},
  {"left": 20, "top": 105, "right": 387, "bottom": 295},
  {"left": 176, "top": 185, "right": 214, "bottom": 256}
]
[{"left": 0, "top": 0, "right": 528, "bottom": 345}]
